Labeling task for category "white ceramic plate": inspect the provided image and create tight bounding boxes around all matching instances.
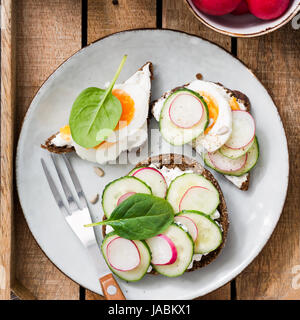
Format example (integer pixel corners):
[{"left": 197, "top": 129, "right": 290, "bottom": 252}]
[
  {"left": 186, "top": 0, "right": 300, "bottom": 37},
  {"left": 16, "top": 29, "right": 289, "bottom": 300}
]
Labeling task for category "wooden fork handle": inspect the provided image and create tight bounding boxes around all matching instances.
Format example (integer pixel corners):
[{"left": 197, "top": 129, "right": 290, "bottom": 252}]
[{"left": 100, "top": 274, "right": 126, "bottom": 300}]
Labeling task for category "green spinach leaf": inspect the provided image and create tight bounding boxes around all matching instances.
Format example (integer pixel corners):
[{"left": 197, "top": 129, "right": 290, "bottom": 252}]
[
  {"left": 69, "top": 55, "right": 127, "bottom": 148},
  {"left": 85, "top": 194, "right": 174, "bottom": 240}
]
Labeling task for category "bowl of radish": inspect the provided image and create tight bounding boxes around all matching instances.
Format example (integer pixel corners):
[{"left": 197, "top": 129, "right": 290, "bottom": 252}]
[{"left": 186, "top": 0, "right": 300, "bottom": 37}]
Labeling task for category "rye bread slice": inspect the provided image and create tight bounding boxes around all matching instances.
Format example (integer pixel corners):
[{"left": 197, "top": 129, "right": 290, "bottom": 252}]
[
  {"left": 151, "top": 83, "right": 251, "bottom": 191},
  {"left": 102, "top": 153, "right": 229, "bottom": 273},
  {"left": 41, "top": 133, "right": 74, "bottom": 154},
  {"left": 41, "top": 62, "right": 154, "bottom": 155}
]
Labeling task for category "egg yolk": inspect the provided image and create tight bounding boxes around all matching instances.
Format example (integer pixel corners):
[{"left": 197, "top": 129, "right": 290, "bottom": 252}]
[
  {"left": 60, "top": 125, "right": 71, "bottom": 141},
  {"left": 199, "top": 91, "right": 219, "bottom": 135},
  {"left": 230, "top": 97, "right": 241, "bottom": 111},
  {"left": 112, "top": 89, "right": 135, "bottom": 130},
  {"left": 93, "top": 140, "right": 116, "bottom": 150},
  {"left": 60, "top": 90, "right": 135, "bottom": 150}
]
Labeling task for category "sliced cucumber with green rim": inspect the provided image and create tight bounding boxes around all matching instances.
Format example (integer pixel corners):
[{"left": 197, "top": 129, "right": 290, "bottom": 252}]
[
  {"left": 128, "top": 166, "right": 167, "bottom": 198},
  {"left": 159, "top": 88, "right": 209, "bottom": 146},
  {"left": 219, "top": 138, "right": 254, "bottom": 159},
  {"left": 166, "top": 173, "right": 220, "bottom": 215},
  {"left": 102, "top": 176, "right": 152, "bottom": 218},
  {"left": 101, "top": 232, "right": 151, "bottom": 282},
  {"left": 204, "top": 137, "right": 259, "bottom": 176},
  {"left": 148, "top": 224, "right": 194, "bottom": 277},
  {"left": 177, "top": 211, "right": 222, "bottom": 254}
]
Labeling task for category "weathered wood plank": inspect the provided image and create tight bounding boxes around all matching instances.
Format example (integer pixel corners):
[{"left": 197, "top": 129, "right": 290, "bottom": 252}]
[
  {"left": 85, "top": 0, "right": 157, "bottom": 300},
  {"left": 235, "top": 25, "right": 300, "bottom": 300},
  {"left": 162, "top": 0, "right": 232, "bottom": 300},
  {"left": 0, "top": 0, "right": 16, "bottom": 300},
  {"left": 87, "top": 0, "right": 157, "bottom": 44},
  {"left": 13, "top": 0, "right": 82, "bottom": 300}
]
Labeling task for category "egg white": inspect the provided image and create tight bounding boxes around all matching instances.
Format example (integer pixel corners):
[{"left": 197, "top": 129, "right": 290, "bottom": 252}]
[
  {"left": 186, "top": 80, "right": 232, "bottom": 153},
  {"left": 106, "top": 63, "right": 151, "bottom": 143}
]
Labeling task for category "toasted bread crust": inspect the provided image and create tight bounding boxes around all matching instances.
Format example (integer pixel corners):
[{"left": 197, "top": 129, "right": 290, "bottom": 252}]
[
  {"left": 240, "top": 173, "right": 250, "bottom": 191},
  {"left": 41, "top": 133, "right": 74, "bottom": 154},
  {"left": 102, "top": 153, "right": 229, "bottom": 274}
]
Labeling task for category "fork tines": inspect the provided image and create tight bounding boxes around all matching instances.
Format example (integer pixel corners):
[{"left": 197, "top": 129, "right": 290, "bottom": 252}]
[{"left": 41, "top": 154, "right": 87, "bottom": 215}]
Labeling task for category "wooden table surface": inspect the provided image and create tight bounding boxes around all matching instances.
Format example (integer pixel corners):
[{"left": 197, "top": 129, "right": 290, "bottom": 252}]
[{"left": 1, "top": 0, "right": 300, "bottom": 300}]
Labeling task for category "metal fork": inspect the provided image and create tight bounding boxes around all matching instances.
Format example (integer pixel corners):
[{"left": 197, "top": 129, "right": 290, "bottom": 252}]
[{"left": 41, "top": 154, "right": 125, "bottom": 300}]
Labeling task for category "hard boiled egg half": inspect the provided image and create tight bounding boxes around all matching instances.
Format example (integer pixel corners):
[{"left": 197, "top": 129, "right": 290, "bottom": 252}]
[
  {"left": 50, "top": 63, "right": 152, "bottom": 164},
  {"left": 153, "top": 80, "right": 235, "bottom": 152}
]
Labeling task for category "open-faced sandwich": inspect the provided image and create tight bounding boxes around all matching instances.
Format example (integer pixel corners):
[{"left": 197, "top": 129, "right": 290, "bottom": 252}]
[
  {"left": 152, "top": 80, "right": 259, "bottom": 191},
  {"left": 87, "top": 154, "right": 228, "bottom": 281},
  {"left": 42, "top": 56, "right": 153, "bottom": 164}
]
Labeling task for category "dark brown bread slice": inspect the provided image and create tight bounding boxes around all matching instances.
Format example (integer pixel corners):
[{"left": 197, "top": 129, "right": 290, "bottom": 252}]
[
  {"left": 151, "top": 82, "right": 251, "bottom": 191},
  {"left": 103, "top": 153, "right": 229, "bottom": 273},
  {"left": 41, "top": 62, "right": 154, "bottom": 155},
  {"left": 41, "top": 133, "right": 74, "bottom": 154}
]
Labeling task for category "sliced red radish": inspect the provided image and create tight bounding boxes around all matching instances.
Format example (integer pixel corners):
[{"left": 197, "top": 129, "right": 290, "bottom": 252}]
[
  {"left": 225, "top": 110, "right": 255, "bottom": 150},
  {"left": 106, "top": 237, "right": 140, "bottom": 271},
  {"left": 131, "top": 167, "right": 167, "bottom": 198},
  {"left": 174, "top": 215, "right": 198, "bottom": 242},
  {"left": 179, "top": 186, "right": 219, "bottom": 215},
  {"left": 169, "top": 93, "right": 204, "bottom": 128},
  {"left": 117, "top": 192, "right": 136, "bottom": 206},
  {"left": 209, "top": 151, "right": 247, "bottom": 173},
  {"left": 146, "top": 234, "right": 177, "bottom": 265}
]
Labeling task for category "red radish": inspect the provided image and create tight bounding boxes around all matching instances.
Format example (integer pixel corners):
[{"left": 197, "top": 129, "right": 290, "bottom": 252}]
[
  {"left": 132, "top": 167, "right": 167, "bottom": 198},
  {"left": 117, "top": 192, "right": 136, "bottom": 206},
  {"left": 169, "top": 93, "right": 204, "bottom": 129},
  {"left": 232, "top": 0, "right": 249, "bottom": 15},
  {"left": 209, "top": 151, "right": 247, "bottom": 172},
  {"left": 147, "top": 234, "right": 177, "bottom": 265},
  {"left": 106, "top": 237, "right": 140, "bottom": 271},
  {"left": 192, "top": 0, "right": 242, "bottom": 16},
  {"left": 247, "top": 0, "right": 290, "bottom": 20},
  {"left": 175, "top": 216, "right": 198, "bottom": 242},
  {"left": 225, "top": 110, "right": 255, "bottom": 150}
]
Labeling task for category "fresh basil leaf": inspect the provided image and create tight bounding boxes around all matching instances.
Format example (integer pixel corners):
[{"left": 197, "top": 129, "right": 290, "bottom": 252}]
[
  {"left": 69, "top": 55, "right": 127, "bottom": 148},
  {"left": 85, "top": 194, "right": 174, "bottom": 240}
]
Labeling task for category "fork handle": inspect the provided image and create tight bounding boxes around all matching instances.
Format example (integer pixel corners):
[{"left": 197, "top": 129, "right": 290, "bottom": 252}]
[{"left": 100, "top": 274, "right": 126, "bottom": 300}]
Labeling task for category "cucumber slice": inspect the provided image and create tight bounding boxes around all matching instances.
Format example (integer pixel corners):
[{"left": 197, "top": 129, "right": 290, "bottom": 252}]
[
  {"left": 102, "top": 176, "right": 152, "bottom": 218},
  {"left": 128, "top": 166, "right": 167, "bottom": 198},
  {"left": 159, "top": 88, "right": 209, "bottom": 146},
  {"left": 204, "top": 137, "right": 259, "bottom": 176},
  {"left": 147, "top": 224, "right": 193, "bottom": 277},
  {"left": 177, "top": 211, "right": 222, "bottom": 254},
  {"left": 166, "top": 173, "right": 220, "bottom": 215},
  {"left": 219, "top": 138, "right": 254, "bottom": 159},
  {"left": 102, "top": 232, "right": 151, "bottom": 282}
]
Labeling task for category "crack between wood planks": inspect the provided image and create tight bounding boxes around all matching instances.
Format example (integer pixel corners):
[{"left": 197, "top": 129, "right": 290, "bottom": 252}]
[{"left": 156, "top": 0, "right": 162, "bottom": 29}]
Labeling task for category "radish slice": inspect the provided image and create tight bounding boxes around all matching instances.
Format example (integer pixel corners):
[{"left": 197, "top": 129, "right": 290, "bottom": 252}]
[
  {"left": 106, "top": 237, "right": 140, "bottom": 271},
  {"left": 117, "top": 192, "right": 136, "bottom": 206},
  {"left": 225, "top": 111, "right": 255, "bottom": 149},
  {"left": 208, "top": 151, "right": 247, "bottom": 172},
  {"left": 169, "top": 93, "right": 204, "bottom": 128},
  {"left": 146, "top": 234, "right": 177, "bottom": 265},
  {"left": 174, "top": 216, "right": 198, "bottom": 242},
  {"left": 131, "top": 167, "right": 167, "bottom": 198},
  {"left": 179, "top": 186, "right": 219, "bottom": 215}
]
